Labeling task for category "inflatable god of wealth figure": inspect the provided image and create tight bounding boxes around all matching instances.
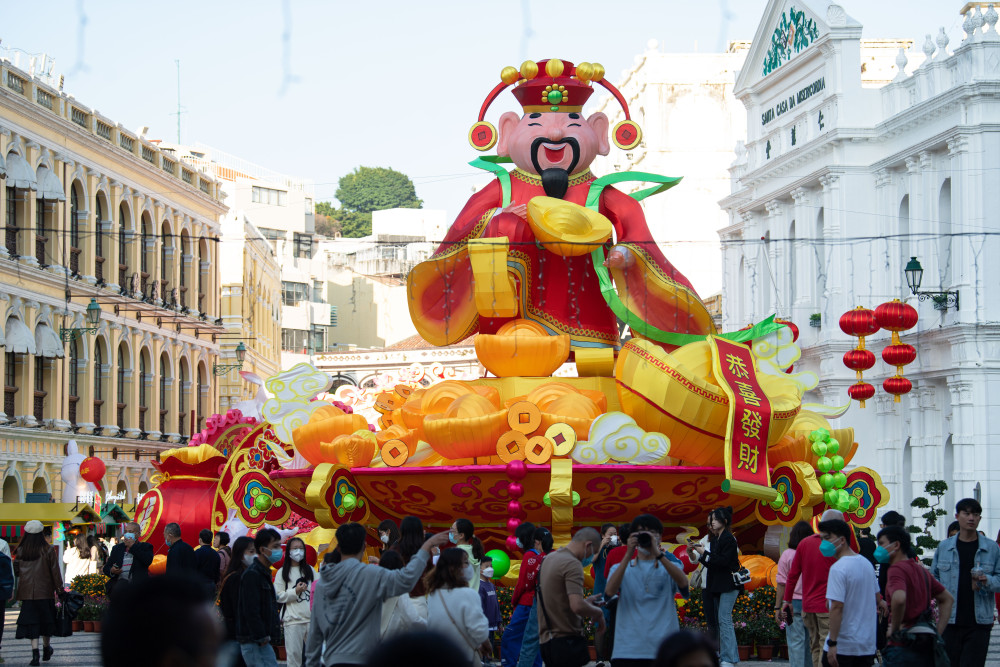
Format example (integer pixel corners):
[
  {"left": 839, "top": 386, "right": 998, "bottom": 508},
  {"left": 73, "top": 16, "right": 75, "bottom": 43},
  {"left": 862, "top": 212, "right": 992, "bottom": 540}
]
[{"left": 407, "top": 58, "right": 716, "bottom": 351}]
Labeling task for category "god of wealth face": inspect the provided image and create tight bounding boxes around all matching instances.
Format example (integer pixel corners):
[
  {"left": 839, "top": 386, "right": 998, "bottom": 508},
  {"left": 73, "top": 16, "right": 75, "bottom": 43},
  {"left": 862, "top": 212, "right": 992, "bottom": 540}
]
[{"left": 497, "top": 110, "right": 610, "bottom": 179}]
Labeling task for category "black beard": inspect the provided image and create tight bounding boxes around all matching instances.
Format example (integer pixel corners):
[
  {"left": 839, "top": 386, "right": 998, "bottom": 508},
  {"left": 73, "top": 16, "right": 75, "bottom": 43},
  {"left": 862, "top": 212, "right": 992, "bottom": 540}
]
[
  {"left": 529, "top": 137, "right": 580, "bottom": 200},
  {"left": 540, "top": 169, "right": 570, "bottom": 199}
]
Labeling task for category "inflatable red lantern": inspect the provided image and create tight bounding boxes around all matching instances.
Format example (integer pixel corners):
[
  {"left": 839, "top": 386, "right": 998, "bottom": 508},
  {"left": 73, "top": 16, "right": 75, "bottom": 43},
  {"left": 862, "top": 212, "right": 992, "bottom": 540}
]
[
  {"left": 79, "top": 457, "right": 106, "bottom": 483},
  {"left": 840, "top": 307, "right": 881, "bottom": 407},
  {"left": 874, "top": 299, "right": 918, "bottom": 403}
]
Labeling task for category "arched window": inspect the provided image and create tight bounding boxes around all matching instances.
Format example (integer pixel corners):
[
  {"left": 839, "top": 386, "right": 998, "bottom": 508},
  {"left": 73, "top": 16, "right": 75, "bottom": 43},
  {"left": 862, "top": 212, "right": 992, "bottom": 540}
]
[
  {"left": 178, "top": 359, "right": 189, "bottom": 437},
  {"left": 5, "top": 178, "right": 19, "bottom": 257},
  {"left": 68, "top": 339, "right": 79, "bottom": 425},
  {"left": 118, "top": 204, "right": 130, "bottom": 290},
  {"left": 94, "top": 342, "right": 104, "bottom": 428},
  {"left": 69, "top": 183, "right": 83, "bottom": 274},
  {"left": 938, "top": 179, "right": 952, "bottom": 287},
  {"left": 159, "top": 354, "right": 168, "bottom": 434},
  {"left": 814, "top": 208, "right": 825, "bottom": 309},
  {"left": 160, "top": 221, "right": 171, "bottom": 300},
  {"left": 2, "top": 476, "right": 20, "bottom": 503},
  {"left": 898, "top": 195, "right": 910, "bottom": 299},
  {"left": 788, "top": 220, "right": 797, "bottom": 306},
  {"left": 196, "top": 363, "right": 206, "bottom": 433},
  {"left": 139, "top": 350, "right": 149, "bottom": 432},
  {"left": 141, "top": 213, "right": 152, "bottom": 293},
  {"left": 33, "top": 356, "right": 47, "bottom": 423},
  {"left": 95, "top": 196, "right": 105, "bottom": 283},
  {"left": 117, "top": 345, "right": 128, "bottom": 431},
  {"left": 32, "top": 477, "right": 47, "bottom": 494},
  {"left": 198, "top": 239, "right": 208, "bottom": 314}
]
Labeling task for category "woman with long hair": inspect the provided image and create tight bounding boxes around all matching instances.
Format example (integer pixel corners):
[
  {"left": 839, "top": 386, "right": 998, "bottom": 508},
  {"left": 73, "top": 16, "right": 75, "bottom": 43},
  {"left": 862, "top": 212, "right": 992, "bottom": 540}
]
[
  {"left": 378, "top": 549, "right": 426, "bottom": 639},
  {"left": 688, "top": 507, "right": 740, "bottom": 667},
  {"left": 63, "top": 534, "right": 91, "bottom": 584},
  {"left": 426, "top": 548, "right": 490, "bottom": 667},
  {"left": 500, "top": 522, "right": 537, "bottom": 667},
  {"left": 776, "top": 521, "right": 814, "bottom": 667},
  {"left": 86, "top": 534, "right": 105, "bottom": 573},
  {"left": 378, "top": 519, "right": 401, "bottom": 552},
  {"left": 14, "top": 521, "right": 63, "bottom": 666},
  {"left": 273, "top": 536, "right": 315, "bottom": 667},
  {"left": 218, "top": 536, "right": 255, "bottom": 667},
  {"left": 393, "top": 516, "right": 434, "bottom": 613},
  {"left": 449, "top": 518, "right": 483, "bottom": 590}
]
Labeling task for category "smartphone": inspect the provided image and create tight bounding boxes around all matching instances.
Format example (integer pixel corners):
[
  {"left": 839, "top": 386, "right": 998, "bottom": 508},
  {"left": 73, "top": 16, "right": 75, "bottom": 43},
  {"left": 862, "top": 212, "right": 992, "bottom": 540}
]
[{"left": 784, "top": 607, "right": 793, "bottom": 626}]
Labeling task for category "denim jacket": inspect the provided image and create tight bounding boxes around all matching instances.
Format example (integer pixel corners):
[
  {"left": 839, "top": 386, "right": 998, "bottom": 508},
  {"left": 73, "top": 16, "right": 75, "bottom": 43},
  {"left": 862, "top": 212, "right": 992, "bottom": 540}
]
[{"left": 930, "top": 535, "right": 1000, "bottom": 625}]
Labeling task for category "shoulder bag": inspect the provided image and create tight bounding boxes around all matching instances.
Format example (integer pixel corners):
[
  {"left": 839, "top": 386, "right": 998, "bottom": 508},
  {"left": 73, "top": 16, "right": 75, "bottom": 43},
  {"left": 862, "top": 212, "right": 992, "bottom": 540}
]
[{"left": 437, "top": 591, "right": 483, "bottom": 667}]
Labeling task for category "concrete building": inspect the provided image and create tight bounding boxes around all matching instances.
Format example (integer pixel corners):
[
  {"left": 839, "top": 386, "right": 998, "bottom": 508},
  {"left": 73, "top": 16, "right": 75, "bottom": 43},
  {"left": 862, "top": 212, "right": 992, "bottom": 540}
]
[
  {"left": 719, "top": 0, "right": 995, "bottom": 527},
  {"left": 0, "top": 48, "right": 227, "bottom": 504}
]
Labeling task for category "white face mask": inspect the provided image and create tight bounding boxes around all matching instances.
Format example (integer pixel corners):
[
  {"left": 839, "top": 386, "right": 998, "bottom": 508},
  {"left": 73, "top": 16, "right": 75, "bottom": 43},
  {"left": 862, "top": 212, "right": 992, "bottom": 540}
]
[
  {"left": 380, "top": 534, "right": 389, "bottom": 544},
  {"left": 243, "top": 553, "right": 256, "bottom": 567},
  {"left": 289, "top": 549, "right": 305, "bottom": 563},
  {"left": 482, "top": 567, "right": 494, "bottom": 578},
  {"left": 463, "top": 563, "right": 476, "bottom": 583},
  {"left": 610, "top": 535, "right": 619, "bottom": 546}
]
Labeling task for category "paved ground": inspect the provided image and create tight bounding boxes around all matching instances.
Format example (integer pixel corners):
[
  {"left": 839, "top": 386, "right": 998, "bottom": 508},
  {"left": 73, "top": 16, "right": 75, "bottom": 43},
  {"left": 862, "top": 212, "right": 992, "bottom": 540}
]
[{"left": 4, "top": 606, "right": 1000, "bottom": 666}]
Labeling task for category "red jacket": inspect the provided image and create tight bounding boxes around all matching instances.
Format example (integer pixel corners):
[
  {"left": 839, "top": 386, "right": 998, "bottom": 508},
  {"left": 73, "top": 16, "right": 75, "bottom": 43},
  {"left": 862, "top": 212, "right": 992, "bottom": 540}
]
[
  {"left": 782, "top": 534, "right": 836, "bottom": 613},
  {"left": 603, "top": 545, "right": 628, "bottom": 580},
  {"left": 512, "top": 550, "right": 544, "bottom": 607}
]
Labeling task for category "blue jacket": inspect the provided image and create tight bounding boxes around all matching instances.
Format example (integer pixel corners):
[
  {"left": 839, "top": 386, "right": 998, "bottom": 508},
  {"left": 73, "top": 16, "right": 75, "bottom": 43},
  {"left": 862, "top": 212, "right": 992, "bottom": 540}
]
[{"left": 930, "top": 534, "right": 1000, "bottom": 625}]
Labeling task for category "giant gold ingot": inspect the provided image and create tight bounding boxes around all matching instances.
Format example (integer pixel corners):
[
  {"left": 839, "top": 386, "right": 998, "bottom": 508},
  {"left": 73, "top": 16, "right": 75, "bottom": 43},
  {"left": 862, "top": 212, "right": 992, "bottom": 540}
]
[
  {"left": 292, "top": 405, "right": 370, "bottom": 466},
  {"left": 423, "top": 393, "right": 510, "bottom": 460},
  {"left": 526, "top": 197, "right": 613, "bottom": 257},
  {"left": 475, "top": 319, "right": 570, "bottom": 378},
  {"left": 615, "top": 339, "right": 803, "bottom": 466},
  {"left": 320, "top": 431, "right": 378, "bottom": 468},
  {"left": 538, "top": 392, "right": 604, "bottom": 440}
]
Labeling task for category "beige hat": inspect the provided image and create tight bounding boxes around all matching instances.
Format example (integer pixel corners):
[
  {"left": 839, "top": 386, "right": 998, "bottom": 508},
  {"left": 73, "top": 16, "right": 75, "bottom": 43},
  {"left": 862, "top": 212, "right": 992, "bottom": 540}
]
[{"left": 24, "top": 520, "right": 44, "bottom": 534}]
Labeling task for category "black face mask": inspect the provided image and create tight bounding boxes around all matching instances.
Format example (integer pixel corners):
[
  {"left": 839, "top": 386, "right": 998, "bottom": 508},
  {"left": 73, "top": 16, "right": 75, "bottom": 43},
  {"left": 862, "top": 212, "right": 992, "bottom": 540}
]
[{"left": 530, "top": 137, "right": 580, "bottom": 200}]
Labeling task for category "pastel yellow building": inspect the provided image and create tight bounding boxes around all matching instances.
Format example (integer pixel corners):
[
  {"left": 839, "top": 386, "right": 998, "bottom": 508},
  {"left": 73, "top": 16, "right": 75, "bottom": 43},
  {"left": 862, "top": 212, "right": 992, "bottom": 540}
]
[{"left": 0, "top": 53, "right": 227, "bottom": 504}]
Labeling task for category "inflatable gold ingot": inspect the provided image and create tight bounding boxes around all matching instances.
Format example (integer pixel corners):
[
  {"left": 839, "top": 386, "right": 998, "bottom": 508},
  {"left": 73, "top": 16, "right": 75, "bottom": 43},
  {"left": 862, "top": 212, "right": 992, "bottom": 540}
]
[
  {"left": 538, "top": 392, "right": 603, "bottom": 440},
  {"left": 423, "top": 393, "right": 509, "bottom": 460},
  {"left": 514, "top": 381, "right": 608, "bottom": 414},
  {"left": 320, "top": 432, "right": 377, "bottom": 468},
  {"left": 375, "top": 423, "right": 418, "bottom": 456},
  {"left": 468, "top": 237, "right": 519, "bottom": 318},
  {"left": 525, "top": 435, "right": 554, "bottom": 464},
  {"left": 475, "top": 319, "right": 570, "bottom": 378},
  {"left": 526, "top": 197, "right": 613, "bottom": 257},
  {"left": 292, "top": 406, "right": 370, "bottom": 466},
  {"left": 497, "top": 430, "right": 528, "bottom": 462},
  {"left": 545, "top": 423, "right": 577, "bottom": 456},
  {"left": 615, "top": 338, "right": 803, "bottom": 467}
]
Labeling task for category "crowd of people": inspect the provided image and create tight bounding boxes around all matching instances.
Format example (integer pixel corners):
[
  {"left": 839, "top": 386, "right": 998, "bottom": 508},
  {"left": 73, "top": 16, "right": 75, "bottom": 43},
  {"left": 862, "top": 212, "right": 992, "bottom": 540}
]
[{"left": 0, "top": 499, "right": 998, "bottom": 667}]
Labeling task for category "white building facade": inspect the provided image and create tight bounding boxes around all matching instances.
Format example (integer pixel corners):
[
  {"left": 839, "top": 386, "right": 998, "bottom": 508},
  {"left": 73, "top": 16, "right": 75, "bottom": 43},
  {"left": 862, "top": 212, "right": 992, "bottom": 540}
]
[{"left": 720, "top": 0, "right": 1000, "bottom": 528}]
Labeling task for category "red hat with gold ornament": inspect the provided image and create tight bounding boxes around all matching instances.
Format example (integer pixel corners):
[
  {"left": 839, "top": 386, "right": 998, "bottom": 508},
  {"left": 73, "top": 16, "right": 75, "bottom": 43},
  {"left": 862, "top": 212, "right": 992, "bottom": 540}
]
[{"left": 468, "top": 58, "right": 642, "bottom": 152}]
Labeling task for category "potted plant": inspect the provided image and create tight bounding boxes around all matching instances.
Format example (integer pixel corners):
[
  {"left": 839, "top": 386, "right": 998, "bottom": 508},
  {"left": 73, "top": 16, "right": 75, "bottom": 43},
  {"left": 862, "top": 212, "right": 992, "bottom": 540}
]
[
  {"left": 78, "top": 604, "right": 99, "bottom": 632},
  {"left": 91, "top": 595, "right": 108, "bottom": 633},
  {"left": 734, "top": 620, "right": 754, "bottom": 661},
  {"left": 809, "top": 313, "right": 822, "bottom": 328},
  {"left": 752, "top": 615, "right": 781, "bottom": 660}
]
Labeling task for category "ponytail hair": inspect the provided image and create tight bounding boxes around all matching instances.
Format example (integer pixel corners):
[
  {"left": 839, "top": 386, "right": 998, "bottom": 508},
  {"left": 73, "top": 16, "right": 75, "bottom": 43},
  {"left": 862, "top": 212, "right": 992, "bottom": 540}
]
[{"left": 470, "top": 535, "right": 484, "bottom": 561}]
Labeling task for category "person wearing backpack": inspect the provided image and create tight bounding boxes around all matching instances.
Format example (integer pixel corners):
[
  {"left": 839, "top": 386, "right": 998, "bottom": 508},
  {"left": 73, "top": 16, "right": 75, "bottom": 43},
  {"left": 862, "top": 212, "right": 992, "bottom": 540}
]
[{"left": 877, "top": 525, "right": 952, "bottom": 666}]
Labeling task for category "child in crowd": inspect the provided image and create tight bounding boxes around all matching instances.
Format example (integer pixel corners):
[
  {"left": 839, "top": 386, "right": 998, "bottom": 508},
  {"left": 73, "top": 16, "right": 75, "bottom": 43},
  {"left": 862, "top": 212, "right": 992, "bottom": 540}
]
[{"left": 479, "top": 555, "right": 502, "bottom": 667}]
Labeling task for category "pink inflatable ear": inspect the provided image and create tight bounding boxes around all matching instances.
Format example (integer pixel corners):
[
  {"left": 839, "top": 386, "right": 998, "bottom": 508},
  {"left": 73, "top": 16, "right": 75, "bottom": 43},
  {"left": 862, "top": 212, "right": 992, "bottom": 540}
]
[
  {"left": 587, "top": 112, "right": 611, "bottom": 156},
  {"left": 496, "top": 111, "right": 522, "bottom": 157}
]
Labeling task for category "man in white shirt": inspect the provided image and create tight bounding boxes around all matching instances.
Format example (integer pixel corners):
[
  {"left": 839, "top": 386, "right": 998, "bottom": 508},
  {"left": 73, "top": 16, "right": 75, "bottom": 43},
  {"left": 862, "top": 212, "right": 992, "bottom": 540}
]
[{"left": 817, "top": 518, "right": 886, "bottom": 667}]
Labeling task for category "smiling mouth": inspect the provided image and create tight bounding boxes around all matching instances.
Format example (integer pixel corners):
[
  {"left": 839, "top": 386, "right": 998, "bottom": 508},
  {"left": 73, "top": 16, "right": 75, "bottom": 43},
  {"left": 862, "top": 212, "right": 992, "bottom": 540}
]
[{"left": 542, "top": 143, "right": 568, "bottom": 164}]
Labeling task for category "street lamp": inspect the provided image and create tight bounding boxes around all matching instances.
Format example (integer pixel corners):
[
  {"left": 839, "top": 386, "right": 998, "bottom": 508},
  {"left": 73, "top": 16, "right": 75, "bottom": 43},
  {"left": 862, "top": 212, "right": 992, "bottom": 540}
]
[
  {"left": 903, "top": 256, "right": 959, "bottom": 311},
  {"left": 59, "top": 298, "right": 102, "bottom": 341},
  {"left": 213, "top": 341, "right": 247, "bottom": 376}
]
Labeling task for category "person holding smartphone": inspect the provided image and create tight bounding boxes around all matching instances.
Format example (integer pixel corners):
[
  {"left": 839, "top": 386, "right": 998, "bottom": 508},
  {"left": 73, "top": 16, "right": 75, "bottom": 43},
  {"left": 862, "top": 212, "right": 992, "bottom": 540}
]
[
  {"left": 274, "top": 536, "right": 316, "bottom": 667},
  {"left": 605, "top": 515, "right": 688, "bottom": 667}
]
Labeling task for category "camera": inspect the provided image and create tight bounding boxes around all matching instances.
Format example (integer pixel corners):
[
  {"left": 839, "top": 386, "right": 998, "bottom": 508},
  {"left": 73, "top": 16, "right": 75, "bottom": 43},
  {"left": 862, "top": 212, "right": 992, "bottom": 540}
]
[{"left": 636, "top": 532, "right": 653, "bottom": 549}]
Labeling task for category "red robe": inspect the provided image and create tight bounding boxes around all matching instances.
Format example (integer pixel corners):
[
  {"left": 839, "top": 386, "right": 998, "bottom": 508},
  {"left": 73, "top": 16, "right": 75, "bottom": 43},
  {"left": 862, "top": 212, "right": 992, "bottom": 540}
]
[{"left": 407, "top": 168, "right": 714, "bottom": 349}]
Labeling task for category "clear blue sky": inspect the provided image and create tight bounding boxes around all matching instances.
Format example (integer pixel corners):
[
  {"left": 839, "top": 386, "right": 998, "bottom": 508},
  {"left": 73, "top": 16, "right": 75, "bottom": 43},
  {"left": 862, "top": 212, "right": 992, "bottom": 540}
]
[{"left": 5, "top": 0, "right": 960, "bottom": 215}]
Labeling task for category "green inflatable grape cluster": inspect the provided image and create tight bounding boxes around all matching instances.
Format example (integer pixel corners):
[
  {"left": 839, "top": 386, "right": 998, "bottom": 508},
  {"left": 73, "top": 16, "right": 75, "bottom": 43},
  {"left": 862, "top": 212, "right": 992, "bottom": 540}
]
[{"left": 809, "top": 428, "right": 859, "bottom": 513}]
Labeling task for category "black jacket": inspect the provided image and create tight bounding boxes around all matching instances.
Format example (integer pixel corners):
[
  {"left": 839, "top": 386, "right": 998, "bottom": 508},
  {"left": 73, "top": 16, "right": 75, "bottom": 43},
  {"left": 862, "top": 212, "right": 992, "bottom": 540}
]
[
  {"left": 102, "top": 541, "right": 154, "bottom": 582},
  {"left": 236, "top": 558, "right": 279, "bottom": 644},
  {"left": 703, "top": 530, "right": 740, "bottom": 593},
  {"left": 219, "top": 568, "right": 243, "bottom": 640},
  {"left": 194, "top": 544, "right": 221, "bottom": 585},
  {"left": 166, "top": 539, "right": 196, "bottom": 575}
]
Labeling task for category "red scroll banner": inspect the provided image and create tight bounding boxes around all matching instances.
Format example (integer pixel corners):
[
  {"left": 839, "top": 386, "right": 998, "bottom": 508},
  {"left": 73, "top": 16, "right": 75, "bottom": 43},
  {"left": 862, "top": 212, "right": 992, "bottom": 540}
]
[{"left": 709, "top": 336, "right": 780, "bottom": 503}]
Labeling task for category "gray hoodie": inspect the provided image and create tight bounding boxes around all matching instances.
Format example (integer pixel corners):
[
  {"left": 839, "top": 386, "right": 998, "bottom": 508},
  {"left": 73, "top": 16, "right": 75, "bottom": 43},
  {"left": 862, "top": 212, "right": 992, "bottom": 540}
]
[{"left": 305, "top": 549, "right": 430, "bottom": 665}]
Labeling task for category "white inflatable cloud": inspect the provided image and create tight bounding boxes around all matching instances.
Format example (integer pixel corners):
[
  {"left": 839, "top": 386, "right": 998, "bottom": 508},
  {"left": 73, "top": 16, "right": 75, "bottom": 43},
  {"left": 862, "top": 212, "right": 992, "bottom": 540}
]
[{"left": 571, "top": 412, "right": 670, "bottom": 465}]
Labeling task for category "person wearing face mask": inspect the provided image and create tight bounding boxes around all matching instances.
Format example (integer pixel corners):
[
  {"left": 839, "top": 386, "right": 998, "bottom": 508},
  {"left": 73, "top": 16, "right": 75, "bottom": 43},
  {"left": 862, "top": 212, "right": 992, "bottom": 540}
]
[
  {"left": 536, "top": 527, "right": 606, "bottom": 667},
  {"left": 273, "top": 537, "right": 316, "bottom": 667},
  {"left": 237, "top": 528, "right": 283, "bottom": 667},
  {"left": 877, "top": 525, "right": 952, "bottom": 667},
  {"left": 780, "top": 509, "right": 842, "bottom": 667},
  {"left": 450, "top": 518, "right": 484, "bottom": 591},
  {"left": 194, "top": 529, "right": 222, "bottom": 596},
  {"left": 378, "top": 519, "right": 401, "bottom": 552},
  {"left": 515, "top": 527, "right": 554, "bottom": 667},
  {"left": 478, "top": 555, "right": 502, "bottom": 663},
  {"left": 605, "top": 514, "right": 689, "bottom": 667},
  {"left": 816, "top": 519, "right": 884, "bottom": 667},
  {"left": 687, "top": 507, "right": 740, "bottom": 667},
  {"left": 501, "top": 522, "right": 539, "bottom": 666},
  {"left": 219, "top": 536, "right": 256, "bottom": 667},
  {"left": 103, "top": 522, "right": 154, "bottom": 598},
  {"left": 163, "top": 523, "right": 196, "bottom": 577},
  {"left": 426, "top": 548, "right": 491, "bottom": 667}
]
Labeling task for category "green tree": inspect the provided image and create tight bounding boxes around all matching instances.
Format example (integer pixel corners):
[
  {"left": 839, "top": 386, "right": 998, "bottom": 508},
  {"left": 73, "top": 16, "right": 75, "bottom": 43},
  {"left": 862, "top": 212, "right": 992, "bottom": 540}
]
[
  {"left": 335, "top": 166, "right": 422, "bottom": 214},
  {"left": 337, "top": 211, "right": 373, "bottom": 238},
  {"left": 907, "top": 480, "right": 949, "bottom": 565},
  {"left": 315, "top": 201, "right": 337, "bottom": 218}
]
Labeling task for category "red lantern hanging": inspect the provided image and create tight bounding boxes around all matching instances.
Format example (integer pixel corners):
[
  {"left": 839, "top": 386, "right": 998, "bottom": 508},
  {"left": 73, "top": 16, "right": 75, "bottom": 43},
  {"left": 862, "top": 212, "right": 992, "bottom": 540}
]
[
  {"left": 882, "top": 376, "right": 912, "bottom": 401},
  {"left": 840, "top": 307, "right": 881, "bottom": 408},
  {"left": 847, "top": 382, "right": 876, "bottom": 407},
  {"left": 874, "top": 299, "right": 918, "bottom": 403}
]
